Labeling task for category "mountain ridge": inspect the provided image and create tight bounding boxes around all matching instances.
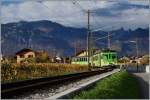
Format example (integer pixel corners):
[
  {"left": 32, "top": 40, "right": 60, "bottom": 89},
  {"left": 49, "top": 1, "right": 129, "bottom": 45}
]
[{"left": 1, "top": 20, "right": 149, "bottom": 57}]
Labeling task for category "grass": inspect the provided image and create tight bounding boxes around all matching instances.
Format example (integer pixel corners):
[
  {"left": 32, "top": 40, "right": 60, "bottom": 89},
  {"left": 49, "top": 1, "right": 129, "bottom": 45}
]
[
  {"left": 1, "top": 62, "right": 88, "bottom": 83},
  {"left": 72, "top": 71, "right": 140, "bottom": 99}
]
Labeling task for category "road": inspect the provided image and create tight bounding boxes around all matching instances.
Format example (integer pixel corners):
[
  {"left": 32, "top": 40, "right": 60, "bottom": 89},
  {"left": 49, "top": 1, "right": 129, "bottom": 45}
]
[{"left": 130, "top": 72, "right": 149, "bottom": 99}]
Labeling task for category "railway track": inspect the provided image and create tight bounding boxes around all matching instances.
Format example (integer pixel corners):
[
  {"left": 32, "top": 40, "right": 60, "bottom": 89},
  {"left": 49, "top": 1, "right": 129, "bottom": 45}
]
[{"left": 1, "top": 66, "right": 115, "bottom": 99}]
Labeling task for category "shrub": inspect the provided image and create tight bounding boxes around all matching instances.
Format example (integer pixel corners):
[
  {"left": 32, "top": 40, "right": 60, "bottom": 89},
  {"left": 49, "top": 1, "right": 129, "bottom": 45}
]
[{"left": 1, "top": 63, "right": 16, "bottom": 82}]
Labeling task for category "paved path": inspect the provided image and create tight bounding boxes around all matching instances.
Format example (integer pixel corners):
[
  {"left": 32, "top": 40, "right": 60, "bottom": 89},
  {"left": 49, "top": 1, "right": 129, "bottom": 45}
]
[{"left": 130, "top": 72, "right": 149, "bottom": 99}]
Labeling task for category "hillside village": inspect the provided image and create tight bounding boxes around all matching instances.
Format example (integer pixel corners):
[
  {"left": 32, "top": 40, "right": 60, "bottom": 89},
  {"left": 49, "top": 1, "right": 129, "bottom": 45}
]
[
  {"left": 1, "top": 48, "right": 149, "bottom": 66},
  {"left": 1, "top": 48, "right": 71, "bottom": 64}
]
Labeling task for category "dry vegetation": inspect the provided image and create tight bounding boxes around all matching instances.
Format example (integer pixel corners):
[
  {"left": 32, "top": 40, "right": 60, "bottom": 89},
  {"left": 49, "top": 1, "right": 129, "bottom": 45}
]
[{"left": 1, "top": 62, "right": 88, "bottom": 83}]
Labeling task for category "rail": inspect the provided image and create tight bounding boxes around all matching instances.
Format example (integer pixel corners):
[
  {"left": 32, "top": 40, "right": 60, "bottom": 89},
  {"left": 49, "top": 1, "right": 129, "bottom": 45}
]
[{"left": 2, "top": 66, "right": 115, "bottom": 98}]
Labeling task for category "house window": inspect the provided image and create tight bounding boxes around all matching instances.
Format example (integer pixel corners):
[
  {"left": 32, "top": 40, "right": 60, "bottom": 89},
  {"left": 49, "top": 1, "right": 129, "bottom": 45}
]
[
  {"left": 83, "top": 58, "right": 85, "bottom": 61},
  {"left": 20, "top": 55, "right": 24, "bottom": 58},
  {"left": 28, "top": 55, "right": 33, "bottom": 58}
]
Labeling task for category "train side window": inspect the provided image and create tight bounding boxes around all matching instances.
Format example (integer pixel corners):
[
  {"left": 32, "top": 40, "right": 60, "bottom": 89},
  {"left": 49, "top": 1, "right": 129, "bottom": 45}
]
[
  {"left": 80, "top": 58, "right": 82, "bottom": 62},
  {"left": 79, "top": 58, "right": 81, "bottom": 62},
  {"left": 85, "top": 58, "right": 87, "bottom": 61},
  {"left": 77, "top": 58, "right": 79, "bottom": 62}
]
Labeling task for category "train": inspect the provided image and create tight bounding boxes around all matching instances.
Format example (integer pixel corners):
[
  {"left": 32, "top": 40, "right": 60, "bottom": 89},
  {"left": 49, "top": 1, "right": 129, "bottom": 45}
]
[{"left": 71, "top": 49, "right": 117, "bottom": 67}]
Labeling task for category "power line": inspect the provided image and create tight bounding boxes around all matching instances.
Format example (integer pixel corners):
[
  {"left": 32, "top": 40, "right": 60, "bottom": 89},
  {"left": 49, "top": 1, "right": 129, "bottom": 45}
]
[
  {"left": 37, "top": 1, "right": 83, "bottom": 27},
  {"left": 72, "top": 0, "right": 92, "bottom": 69},
  {"left": 72, "top": 0, "right": 87, "bottom": 13},
  {"left": 93, "top": 32, "right": 116, "bottom": 41}
]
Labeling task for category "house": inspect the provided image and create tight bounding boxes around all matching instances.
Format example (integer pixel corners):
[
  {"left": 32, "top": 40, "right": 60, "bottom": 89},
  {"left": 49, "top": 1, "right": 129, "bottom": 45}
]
[
  {"left": 16, "top": 48, "right": 36, "bottom": 63},
  {"left": 76, "top": 50, "right": 88, "bottom": 57}
]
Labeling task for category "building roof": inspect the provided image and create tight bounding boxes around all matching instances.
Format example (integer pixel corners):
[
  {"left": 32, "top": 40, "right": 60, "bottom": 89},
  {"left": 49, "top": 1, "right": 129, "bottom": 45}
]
[
  {"left": 16, "top": 48, "right": 35, "bottom": 55},
  {"left": 74, "top": 48, "right": 117, "bottom": 58},
  {"left": 76, "top": 50, "right": 87, "bottom": 56}
]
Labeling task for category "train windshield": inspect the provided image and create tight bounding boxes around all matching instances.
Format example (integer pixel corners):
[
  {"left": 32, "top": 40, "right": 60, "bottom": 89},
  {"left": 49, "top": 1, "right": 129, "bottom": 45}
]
[{"left": 112, "top": 54, "right": 116, "bottom": 59}]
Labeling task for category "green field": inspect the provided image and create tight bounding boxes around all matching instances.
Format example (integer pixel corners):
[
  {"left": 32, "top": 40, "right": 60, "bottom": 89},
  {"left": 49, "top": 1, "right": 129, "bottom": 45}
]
[{"left": 73, "top": 71, "right": 140, "bottom": 99}]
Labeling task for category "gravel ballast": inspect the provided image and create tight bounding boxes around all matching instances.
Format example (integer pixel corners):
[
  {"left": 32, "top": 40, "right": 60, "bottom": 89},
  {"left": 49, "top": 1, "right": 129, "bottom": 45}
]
[{"left": 12, "top": 69, "right": 119, "bottom": 99}]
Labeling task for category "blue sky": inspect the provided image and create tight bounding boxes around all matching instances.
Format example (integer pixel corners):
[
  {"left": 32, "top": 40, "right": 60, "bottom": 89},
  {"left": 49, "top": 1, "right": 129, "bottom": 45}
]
[{"left": 1, "top": 0, "right": 149, "bottom": 30}]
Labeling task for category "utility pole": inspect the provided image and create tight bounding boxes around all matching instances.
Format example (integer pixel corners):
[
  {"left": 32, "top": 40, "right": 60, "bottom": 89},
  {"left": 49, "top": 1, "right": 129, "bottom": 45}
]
[
  {"left": 108, "top": 32, "right": 110, "bottom": 49},
  {"left": 87, "top": 10, "right": 91, "bottom": 70},
  {"left": 74, "top": 42, "right": 77, "bottom": 56},
  {"left": 91, "top": 31, "right": 94, "bottom": 67},
  {"left": 136, "top": 38, "right": 139, "bottom": 72}
]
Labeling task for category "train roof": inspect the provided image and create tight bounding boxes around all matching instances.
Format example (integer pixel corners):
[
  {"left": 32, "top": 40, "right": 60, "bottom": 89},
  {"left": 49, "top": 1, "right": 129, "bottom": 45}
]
[
  {"left": 101, "top": 49, "right": 117, "bottom": 52},
  {"left": 94, "top": 49, "right": 117, "bottom": 54}
]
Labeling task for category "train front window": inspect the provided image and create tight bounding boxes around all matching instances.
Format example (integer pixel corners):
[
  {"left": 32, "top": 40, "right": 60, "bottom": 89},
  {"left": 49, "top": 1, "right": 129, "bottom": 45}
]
[{"left": 112, "top": 54, "right": 116, "bottom": 59}]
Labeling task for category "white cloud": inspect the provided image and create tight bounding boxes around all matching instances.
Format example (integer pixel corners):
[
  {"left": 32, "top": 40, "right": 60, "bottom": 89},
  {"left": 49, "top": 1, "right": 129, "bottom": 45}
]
[
  {"left": 128, "top": 0, "right": 149, "bottom": 6},
  {"left": 1, "top": 0, "right": 149, "bottom": 30}
]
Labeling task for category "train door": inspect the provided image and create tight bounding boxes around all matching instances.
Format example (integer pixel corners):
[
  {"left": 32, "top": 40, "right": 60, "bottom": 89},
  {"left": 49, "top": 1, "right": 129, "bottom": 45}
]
[
  {"left": 109, "top": 53, "right": 112, "bottom": 64},
  {"left": 101, "top": 53, "right": 109, "bottom": 66},
  {"left": 112, "top": 53, "right": 117, "bottom": 64}
]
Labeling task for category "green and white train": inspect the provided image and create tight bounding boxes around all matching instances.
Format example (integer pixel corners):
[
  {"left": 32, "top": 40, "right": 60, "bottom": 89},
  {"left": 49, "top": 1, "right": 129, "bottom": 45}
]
[{"left": 71, "top": 50, "right": 117, "bottom": 67}]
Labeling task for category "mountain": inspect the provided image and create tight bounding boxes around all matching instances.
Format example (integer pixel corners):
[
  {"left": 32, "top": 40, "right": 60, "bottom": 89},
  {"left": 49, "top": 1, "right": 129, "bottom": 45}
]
[{"left": 1, "top": 20, "right": 149, "bottom": 57}]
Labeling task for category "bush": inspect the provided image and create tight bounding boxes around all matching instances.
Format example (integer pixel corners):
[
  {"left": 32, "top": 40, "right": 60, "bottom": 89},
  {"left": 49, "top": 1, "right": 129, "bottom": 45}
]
[
  {"left": 22, "top": 58, "right": 36, "bottom": 63},
  {"left": 1, "top": 63, "right": 16, "bottom": 82}
]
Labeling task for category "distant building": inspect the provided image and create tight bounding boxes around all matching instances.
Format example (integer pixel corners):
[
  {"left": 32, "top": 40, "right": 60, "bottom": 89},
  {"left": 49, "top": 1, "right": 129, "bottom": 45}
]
[
  {"left": 76, "top": 50, "right": 88, "bottom": 57},
  {"left": 16, "top": 48, "right": 35, "bottom": 63}
]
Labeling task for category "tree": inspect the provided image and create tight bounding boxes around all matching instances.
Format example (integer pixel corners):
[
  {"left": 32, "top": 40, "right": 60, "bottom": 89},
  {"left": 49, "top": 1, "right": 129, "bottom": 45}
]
[
  {"left": 140, "top": 55, "right": 149, "bottom": 65},
  {"left": 36, "top": 51, "right": 49, "bottom": 63},
  {"left": 23, "top": 58, "right": 36, "bottom": 63}
]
